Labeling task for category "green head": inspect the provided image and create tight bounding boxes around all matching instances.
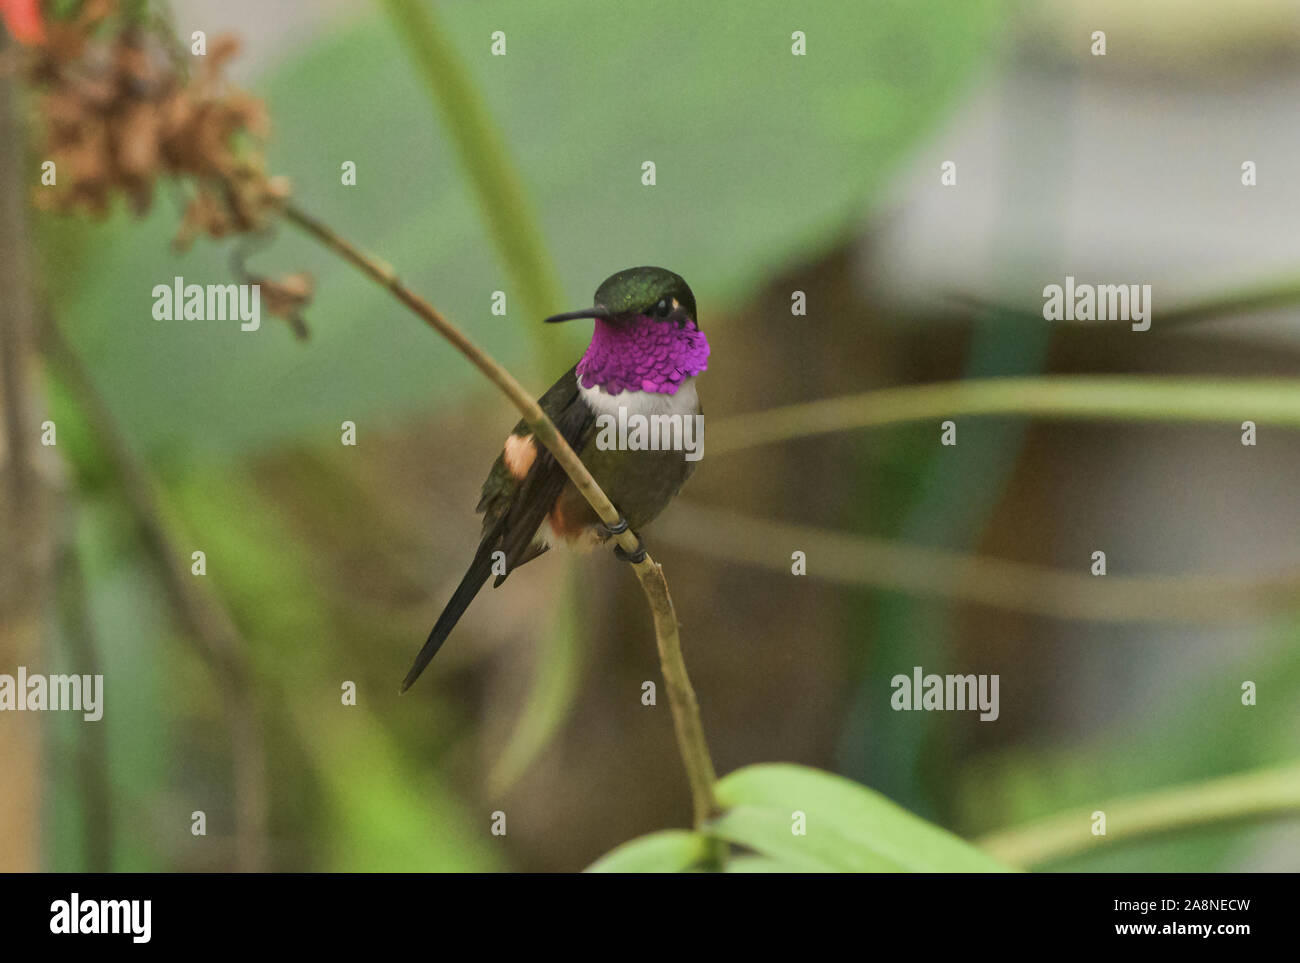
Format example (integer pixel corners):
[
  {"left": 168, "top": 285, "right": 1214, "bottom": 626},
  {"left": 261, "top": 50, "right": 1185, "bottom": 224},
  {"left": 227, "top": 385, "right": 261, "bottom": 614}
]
[
  {"left": 545, "top": 266, "right": 697, "bottom": 326},
  {"left": 547, "top": 267, "right": 709, "bottom": 395}
]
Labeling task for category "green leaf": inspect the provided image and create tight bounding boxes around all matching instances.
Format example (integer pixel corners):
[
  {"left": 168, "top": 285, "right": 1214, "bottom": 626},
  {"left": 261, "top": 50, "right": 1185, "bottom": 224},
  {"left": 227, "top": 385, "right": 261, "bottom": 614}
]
[
  {"left": 709, "top": 806, "right": 841, "bottom": 871},
  {"left": 724, "top": 855, "right": 804, "bottom": 873},
  {"left": 585, "top": 830, "right": 708, "bottom": 873},
  {"left": 714, "top": 763, "right": 1012, "bottom": 872}
]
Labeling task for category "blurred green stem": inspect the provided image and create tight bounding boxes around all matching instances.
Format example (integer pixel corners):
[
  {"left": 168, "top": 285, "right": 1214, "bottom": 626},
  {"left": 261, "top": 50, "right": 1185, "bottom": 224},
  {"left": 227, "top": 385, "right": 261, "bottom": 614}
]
[
  {"left": 709, "top": 376, "right": 1300, "bottom": 455},
  {"left": 379, "top": 0, "right": 565, "bottom": 352},
  {"left": 978, "top": 762, "right": 1300, "bottom": 868},
  {"left": 0, "top": 60, "right": 50, "bottom": 871},
  {"left": 380, "top": 0, "right": 582, "bottom": 796},
  {"left": 42, "top": 318, "right": 270, "bottom": 872},
  {"left": 656, "top": 501, "right": 1300, "bottom": 623},
  {"left": 952, "top": 273, "right": 1300, "bottom": 329},
  {"left": 54, "top": 526, "right": 113, "bottom": 871}
]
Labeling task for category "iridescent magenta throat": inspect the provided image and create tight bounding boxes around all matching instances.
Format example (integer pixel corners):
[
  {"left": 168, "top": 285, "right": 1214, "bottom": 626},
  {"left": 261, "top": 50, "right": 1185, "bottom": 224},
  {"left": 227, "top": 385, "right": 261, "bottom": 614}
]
[{"left": 576, "top": 315, "right": 710, "bottom": 395}]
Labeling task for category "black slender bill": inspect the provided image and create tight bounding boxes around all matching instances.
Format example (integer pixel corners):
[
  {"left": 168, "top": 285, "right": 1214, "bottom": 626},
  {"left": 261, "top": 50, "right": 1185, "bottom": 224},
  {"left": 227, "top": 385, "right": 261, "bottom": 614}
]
[{"left": 544, "top": 306, "right": 611, "bottom": 323}]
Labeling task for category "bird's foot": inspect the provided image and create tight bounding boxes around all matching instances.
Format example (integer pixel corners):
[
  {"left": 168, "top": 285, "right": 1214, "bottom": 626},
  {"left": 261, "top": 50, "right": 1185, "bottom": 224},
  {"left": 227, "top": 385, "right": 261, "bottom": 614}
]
[
  {"left": 613, "top": 539, "right": 647, "bottom": 564},
  {"left": 599, "top": 516, "right": 647, "bottom": 563}
]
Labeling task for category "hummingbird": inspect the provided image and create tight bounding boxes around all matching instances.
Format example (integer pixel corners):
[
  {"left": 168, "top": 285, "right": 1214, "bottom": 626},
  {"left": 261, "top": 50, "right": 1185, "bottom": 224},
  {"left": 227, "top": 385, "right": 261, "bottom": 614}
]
[{"left": 401, "top": 266, "right": 710, "bottom": 691}]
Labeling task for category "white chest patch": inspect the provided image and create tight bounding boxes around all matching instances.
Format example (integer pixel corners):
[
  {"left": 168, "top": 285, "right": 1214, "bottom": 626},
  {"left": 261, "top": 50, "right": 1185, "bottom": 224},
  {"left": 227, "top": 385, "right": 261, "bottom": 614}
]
[
  {"left": 579, "top": 376, "right": 700, "bottom": 418},
  {"left": 534, "top": 376, "right": 700, "bottom": 553}
]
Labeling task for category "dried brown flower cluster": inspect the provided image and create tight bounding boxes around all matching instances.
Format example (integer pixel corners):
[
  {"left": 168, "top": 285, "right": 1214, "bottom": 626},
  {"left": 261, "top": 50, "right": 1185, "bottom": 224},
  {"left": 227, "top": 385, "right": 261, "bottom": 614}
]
[{"left": 20, "top": 0, "right": 312, "bottom": 334}]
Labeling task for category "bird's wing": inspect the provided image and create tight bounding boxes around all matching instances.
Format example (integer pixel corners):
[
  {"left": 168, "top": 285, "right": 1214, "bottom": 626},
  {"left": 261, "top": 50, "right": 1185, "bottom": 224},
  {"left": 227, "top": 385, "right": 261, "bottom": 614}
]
[
  {"left": 475, "top": 365, "right": 597, "bottom": 583},
  {"left": 402, "top": 367, "right": 596, "bottom": 690}
]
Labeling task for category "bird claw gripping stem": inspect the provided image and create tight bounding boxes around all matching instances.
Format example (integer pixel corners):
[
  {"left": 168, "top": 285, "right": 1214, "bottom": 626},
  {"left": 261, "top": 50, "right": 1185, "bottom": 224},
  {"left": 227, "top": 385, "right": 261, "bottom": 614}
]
[{"left": 600, "top": 517, "right": 647, "bottom": 563}]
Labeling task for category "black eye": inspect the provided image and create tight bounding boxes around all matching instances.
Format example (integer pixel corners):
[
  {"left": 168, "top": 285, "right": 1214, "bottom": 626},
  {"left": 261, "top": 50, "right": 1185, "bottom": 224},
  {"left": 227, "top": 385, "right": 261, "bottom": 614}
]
[{"left": 654, "top": 299, "right": 672, "bottom": 317}]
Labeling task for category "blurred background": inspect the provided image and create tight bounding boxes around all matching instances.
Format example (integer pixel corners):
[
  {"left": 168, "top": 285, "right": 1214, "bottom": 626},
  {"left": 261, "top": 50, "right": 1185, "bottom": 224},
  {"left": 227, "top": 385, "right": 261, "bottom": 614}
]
[{"left": 2, "top": 0, "right": 1298, "bottom": 872}]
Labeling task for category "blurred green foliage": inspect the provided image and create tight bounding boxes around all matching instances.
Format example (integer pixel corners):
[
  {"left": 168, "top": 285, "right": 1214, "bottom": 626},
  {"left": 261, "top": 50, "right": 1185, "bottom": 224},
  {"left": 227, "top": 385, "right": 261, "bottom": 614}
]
[
  {"left": 41, "top": 0, "right": 1001, "bottom": 455},
  {"left": 955, "top": 619, "right": 1299, "bottom": 871},
  {"left": 590, "top": 763, "right": 1011, "bottom": 871},
  {"left": 35, "top": 0, "right": 1005, "bottom": 871},
  {"left": 38, "top": 0, "right": 1294, "bottom": 874}
]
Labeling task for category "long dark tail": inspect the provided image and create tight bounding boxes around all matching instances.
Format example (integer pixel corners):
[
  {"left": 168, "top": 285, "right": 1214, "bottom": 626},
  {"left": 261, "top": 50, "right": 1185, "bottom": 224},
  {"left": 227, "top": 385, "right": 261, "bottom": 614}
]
[{"left": 401, "top": 540, "right": 498, "bottom": 692}]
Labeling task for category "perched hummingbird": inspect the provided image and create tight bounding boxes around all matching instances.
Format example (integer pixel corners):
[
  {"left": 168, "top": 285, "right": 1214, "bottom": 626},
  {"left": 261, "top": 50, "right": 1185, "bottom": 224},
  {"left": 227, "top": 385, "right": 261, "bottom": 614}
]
[{"left": 401, "top": 267, "right": 710, "bottom": 691}]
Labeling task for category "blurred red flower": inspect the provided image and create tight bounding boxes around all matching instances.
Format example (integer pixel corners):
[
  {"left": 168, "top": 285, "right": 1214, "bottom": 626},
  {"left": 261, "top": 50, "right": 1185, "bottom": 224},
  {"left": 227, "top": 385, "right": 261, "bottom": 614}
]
[{"left": 1, "top": 0, "right": 45, "bottom": 45}]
